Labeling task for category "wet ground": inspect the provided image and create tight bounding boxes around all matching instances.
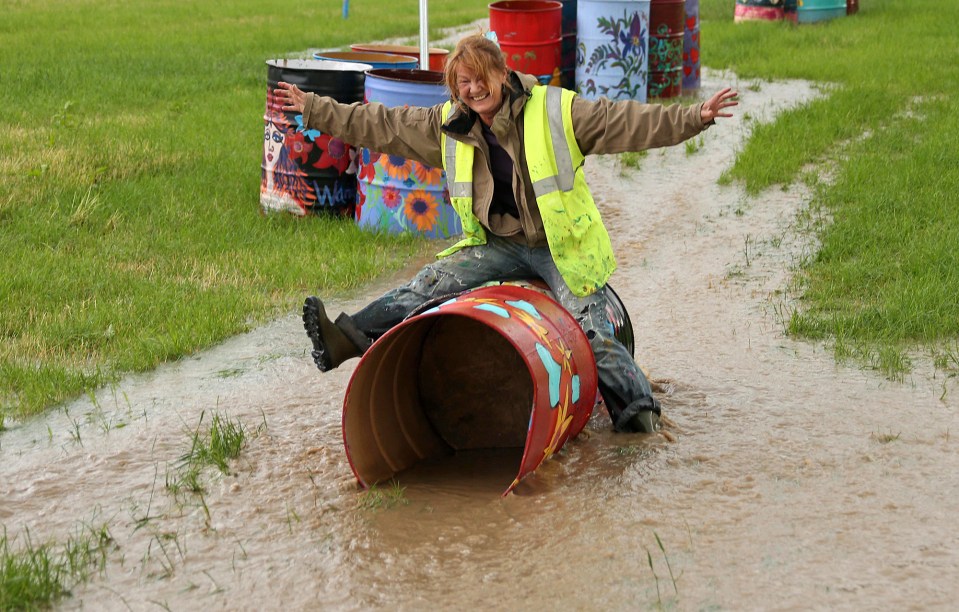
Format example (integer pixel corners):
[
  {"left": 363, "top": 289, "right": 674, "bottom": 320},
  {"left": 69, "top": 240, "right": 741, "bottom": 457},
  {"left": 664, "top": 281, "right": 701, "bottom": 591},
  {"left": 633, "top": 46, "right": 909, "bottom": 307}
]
[{"left": 3, "top": 67, "right": 958, "bottom": 610}]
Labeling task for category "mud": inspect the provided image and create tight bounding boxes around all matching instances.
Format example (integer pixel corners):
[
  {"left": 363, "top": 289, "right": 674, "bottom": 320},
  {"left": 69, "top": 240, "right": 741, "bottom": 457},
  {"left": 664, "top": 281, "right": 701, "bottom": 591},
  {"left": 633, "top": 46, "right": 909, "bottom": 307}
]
[{"left": 3, "top": 67, "right": 958, "bottom": 610}]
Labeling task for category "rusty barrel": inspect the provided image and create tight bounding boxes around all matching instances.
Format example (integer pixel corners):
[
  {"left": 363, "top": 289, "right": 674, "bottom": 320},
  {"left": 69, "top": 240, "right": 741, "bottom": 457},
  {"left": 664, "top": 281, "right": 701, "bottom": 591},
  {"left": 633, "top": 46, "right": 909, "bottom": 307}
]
[
  {"left": 349, "top": 43, "right": 448, "bottom": 71},
  {"left": 342, "top": 285, "right": 599, "bottom": 496},
  {"left": 312, "top": 50, "right": 419, "bottom": 69},
  {"left": 847, "top": 0, "right": 858, "bottom": 15},
  {"left": 576, "top": 0, "right": 652, "bottom": 101},
  {"left": 262, "top": 59, "right": 369, "bottom": 217},
  {"left": 682, "top": 0, "right": 700, "bottom": 92},
  {"left": 490, "top": 0, "right": 563, "bottom": 85},
  {"left": 734, "top": 0, "right": 784, "bottom": 22},
  {"left": 356, "top": 69, "right": 459, "bottom": 238},
  {"left": 648, "top": 0, "right": 685, "bottom": 99}
]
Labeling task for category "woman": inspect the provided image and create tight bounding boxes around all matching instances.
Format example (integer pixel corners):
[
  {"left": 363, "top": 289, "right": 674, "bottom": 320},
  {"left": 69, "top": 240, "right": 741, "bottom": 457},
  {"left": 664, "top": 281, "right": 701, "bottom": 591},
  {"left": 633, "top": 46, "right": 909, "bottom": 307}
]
[{"left": 273, "top": 34, "right": 738, "bottom": 433}]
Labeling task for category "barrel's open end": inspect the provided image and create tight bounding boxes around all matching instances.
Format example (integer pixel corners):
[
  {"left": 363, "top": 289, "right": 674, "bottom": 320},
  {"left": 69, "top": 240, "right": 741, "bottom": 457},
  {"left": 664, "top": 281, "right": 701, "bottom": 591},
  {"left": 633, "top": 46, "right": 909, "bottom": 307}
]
[{"left": 342, "top": 285, "right": 598, "bottom": 495}]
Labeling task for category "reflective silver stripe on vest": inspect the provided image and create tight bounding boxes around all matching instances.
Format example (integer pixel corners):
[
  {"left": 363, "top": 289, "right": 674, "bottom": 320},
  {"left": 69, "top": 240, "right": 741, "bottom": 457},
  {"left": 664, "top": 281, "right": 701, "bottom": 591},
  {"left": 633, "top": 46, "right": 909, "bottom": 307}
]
[
  {"left": 532, "top": 87, "right": 575, "bottom": 198},
  {"left": 444, "top": 130, "right": 472, "bottom": 198}
]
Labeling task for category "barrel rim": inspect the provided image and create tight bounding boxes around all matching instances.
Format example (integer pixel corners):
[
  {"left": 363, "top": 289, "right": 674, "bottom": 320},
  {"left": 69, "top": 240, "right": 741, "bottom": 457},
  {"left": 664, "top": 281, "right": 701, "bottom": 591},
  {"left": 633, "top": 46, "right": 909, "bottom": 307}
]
[
  {"left": 365, "top": 68, "right": 447, "bottom": 84},
  {"left": 266, "top": 58, "right": 373, "bottom": 73},
  {"left": 311, "top": 51, "right": 419, "bottom": 65},
  {"left": 489, "top": 0, "right": 563, "bottom": 12}
]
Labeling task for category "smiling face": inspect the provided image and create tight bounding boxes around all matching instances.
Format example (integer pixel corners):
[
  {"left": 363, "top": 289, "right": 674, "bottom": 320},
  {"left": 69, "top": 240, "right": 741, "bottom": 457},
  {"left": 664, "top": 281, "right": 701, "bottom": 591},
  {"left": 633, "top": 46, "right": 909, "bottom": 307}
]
[{"left": 456, "top": 64, "right": 507, "bottom": 126}]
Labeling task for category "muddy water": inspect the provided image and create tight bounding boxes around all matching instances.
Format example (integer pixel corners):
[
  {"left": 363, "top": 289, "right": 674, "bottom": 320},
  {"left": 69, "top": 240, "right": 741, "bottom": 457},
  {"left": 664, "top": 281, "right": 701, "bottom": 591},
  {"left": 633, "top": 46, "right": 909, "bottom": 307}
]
[{"left": 3, "top": 69, "right": 958, "bottom": 610}]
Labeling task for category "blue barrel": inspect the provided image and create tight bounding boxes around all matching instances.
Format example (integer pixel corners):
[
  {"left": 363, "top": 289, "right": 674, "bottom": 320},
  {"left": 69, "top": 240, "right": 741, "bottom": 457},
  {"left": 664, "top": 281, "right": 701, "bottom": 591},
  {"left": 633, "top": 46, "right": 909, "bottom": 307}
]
[
  {"left": 576, "top": 0, "right": 652, "bottom": 101},
  {"left": 797, "top": 0, "right": 845, "bottom": 23},
  {"left": 262, "top": 59, "right": 370, "bottom": 217},
  {"left": 312, "top": 50, "right": 419, "bottom": 69},
  {"left": 357, "top": 69, "right": 460, "bottom": 239},
  {"left": 682, "top": 0, "right": 700, "bottom": 92}
]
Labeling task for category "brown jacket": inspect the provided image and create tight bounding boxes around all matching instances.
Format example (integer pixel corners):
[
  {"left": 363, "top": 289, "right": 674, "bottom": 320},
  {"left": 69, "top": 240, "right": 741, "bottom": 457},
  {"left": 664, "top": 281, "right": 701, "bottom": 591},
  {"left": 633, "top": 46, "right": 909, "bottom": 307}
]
[{"left": 302, "top": 71, "right": 709, "bottom": 247}]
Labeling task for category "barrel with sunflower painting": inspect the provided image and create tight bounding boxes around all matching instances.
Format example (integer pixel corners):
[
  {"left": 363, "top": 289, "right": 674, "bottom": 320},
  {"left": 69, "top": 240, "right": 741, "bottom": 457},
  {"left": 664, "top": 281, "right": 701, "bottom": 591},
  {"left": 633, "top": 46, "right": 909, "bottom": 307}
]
[{"left": 355, "top": 69, "right": 462, "bottom": 239}]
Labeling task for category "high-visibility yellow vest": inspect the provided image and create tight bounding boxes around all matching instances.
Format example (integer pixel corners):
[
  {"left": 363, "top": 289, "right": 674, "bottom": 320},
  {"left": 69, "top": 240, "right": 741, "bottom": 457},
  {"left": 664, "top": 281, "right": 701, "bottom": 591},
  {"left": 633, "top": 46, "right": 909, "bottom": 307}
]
[{"left": 439, "top": 86, "right": 616, "bottom": 297}]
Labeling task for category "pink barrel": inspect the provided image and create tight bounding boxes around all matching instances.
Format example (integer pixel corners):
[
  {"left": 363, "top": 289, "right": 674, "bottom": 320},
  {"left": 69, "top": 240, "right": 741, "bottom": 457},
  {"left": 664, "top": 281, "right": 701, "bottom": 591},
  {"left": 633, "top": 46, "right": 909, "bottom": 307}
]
[
  {"left": 490, "top": 0, "right": 564, "bottom": 84},
  {"left": 734, "top": 0, "right": 784, "bottom": 22},
  {"left": 342, "top": 285, "right": 599, "bottom": 496}
]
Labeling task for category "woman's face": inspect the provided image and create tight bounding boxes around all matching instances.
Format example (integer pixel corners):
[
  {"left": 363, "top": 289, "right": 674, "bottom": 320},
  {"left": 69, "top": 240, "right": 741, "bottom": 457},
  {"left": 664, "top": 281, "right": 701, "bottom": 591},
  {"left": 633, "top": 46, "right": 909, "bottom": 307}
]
[
  {"left": 455, "top": 64, "right": 507, "bottom": 126},
  {"left": 264, "top": 121, "right": 285, "bottom": 170}
]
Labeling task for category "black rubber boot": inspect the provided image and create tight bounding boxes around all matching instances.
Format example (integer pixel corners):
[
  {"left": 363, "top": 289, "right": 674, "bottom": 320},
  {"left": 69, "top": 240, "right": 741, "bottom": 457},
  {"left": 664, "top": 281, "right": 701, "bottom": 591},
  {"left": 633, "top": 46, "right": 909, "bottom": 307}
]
[{"left": 302, "top": 296, "right": 370, "bottom": 372}]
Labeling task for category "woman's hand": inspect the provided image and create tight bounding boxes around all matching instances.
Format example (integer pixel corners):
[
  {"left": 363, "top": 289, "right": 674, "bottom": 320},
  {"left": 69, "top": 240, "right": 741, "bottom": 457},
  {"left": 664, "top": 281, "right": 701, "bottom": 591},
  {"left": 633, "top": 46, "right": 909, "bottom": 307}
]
[
  {"left": 700, "top": 87, "right": 739, "bottom": 123},
  {"left": 274, "top": 81, "right": 306, "bottom": 114}
]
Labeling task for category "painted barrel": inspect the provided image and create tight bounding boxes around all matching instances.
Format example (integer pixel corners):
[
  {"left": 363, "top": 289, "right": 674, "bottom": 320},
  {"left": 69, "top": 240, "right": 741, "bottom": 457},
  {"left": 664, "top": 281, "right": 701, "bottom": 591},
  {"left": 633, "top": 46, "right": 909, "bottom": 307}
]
[
  {"left": 576, "top": 0, "right": 652, "bottom": 101},
  {"left": 560, "top": 0, "right": 578, "bottom": 89},
  {"left": 647, "top": 0, "right": 685, "bottom": 99},
  {"left": 489, "top": 1, "right": 563, "bottom": 85},
  {"left": 312, "top": 50, "right": 419, "bottom": 70},
  {"left": 262, "top": 59, "right": 369, "bottom": 217},
  {"left": 342, "top": 285, "right": 599, "bottom": 496},
  {"left": 734, "top": 0, "right": 784, "bottom": 22},
  {"left": 784, "top": 0, "right": 798, "bottom": 22},
  {"left": 682, "top": 0, "right": 700, "bottom": 92},
  {"left": 847, "top": 0, "right": 858, "bottom": 15},
  {"left": 797, "top": 0, "right": 845, "bottom": 23},
  {"left": 349, "top": 43, "right": 448, "bottom": 71},
  {"left": 357, "top": 69, "right": 460, "bottom": 239}
]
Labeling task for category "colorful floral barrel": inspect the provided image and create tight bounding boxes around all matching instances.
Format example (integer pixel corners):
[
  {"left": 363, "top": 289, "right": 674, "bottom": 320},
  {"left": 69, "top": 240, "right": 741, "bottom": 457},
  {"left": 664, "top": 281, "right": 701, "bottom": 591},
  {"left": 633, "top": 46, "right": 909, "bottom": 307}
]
[
  {"left": 682, "top": 0, "right": 700, "bottom": 92},
  {"left": 490, "top": 1, "right": 564, "bottom": 84},
  {"left": 349, "top": 43, "right": 449, "bottom": 71},
  {"left": 797, "top": 0, "right": 845, "bottom": 23},
  {"left": 342, "top": 285, "right": 599, "bottom": 496},
  {"left": 576, "top": 0, "right": 652, "bottom": 101},
  {"left": 262, "top": 59, "right": 369, "bottom": 217},
  {"left": 312, "top": 50, "right": 419, "bottom": 70},
  {"left": 734, "top": 0, "right": 784, "bottom": 22},
  {"left": 647, "top": 0, "right": 685, "bottom": 99},
  {"left": 357, "top": 69, "right": 460, "bottom": 239}
]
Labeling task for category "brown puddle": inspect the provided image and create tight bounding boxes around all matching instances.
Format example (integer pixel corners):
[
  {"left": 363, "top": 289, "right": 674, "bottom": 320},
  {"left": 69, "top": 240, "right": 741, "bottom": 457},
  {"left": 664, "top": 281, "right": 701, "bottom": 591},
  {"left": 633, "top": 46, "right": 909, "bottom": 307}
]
[{"left": 3, "top": 67, "right": 958, "bottom": 610}]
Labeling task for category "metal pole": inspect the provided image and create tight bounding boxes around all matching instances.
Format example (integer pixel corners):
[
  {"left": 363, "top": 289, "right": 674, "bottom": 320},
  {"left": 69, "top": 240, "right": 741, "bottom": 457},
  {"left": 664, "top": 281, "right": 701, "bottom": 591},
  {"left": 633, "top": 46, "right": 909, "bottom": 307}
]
[{"left": 419, "top": 0, "right": 429, "bottom": 70}]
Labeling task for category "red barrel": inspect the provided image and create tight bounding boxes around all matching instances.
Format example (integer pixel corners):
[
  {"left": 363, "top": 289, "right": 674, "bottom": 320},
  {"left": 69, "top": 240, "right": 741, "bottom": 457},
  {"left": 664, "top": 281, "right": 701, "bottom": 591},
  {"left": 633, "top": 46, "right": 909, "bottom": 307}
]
[
  {"left": 342, "top": 285, "right": 599, "bottom": 496},
  {"left": 847, "top": 0, "right": 858, "bottom": 15},
  {"left": 647, "top": 0, "right": 685, "bottom": 99},
  {"left": 349, "top": 43, "right": 449, "bottom": 71},
  {"left": 490, "top": 0, "right": 563, "bottom": 84}
]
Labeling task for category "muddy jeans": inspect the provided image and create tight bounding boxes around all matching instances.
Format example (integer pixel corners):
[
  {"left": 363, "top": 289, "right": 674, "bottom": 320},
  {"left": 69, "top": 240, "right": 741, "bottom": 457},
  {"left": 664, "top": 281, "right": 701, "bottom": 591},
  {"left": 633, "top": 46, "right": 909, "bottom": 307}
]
[{"left": 350, "top": 235, "right": 660, "bottom": 431}]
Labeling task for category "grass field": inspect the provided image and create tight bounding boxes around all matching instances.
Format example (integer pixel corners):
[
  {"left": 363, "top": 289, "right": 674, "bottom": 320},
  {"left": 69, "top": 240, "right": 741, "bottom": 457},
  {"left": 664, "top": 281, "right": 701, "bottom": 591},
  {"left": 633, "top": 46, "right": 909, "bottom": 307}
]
[{"left": 1, "top": 0, "right": 957, "bottom": 421}]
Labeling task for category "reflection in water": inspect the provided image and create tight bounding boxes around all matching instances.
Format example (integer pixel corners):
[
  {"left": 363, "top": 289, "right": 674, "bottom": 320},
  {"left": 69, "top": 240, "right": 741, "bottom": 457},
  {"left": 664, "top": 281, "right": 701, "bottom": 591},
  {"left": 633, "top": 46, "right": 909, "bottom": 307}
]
[{"left": 3, "top": 69, "right": 959, "bottom": 610}]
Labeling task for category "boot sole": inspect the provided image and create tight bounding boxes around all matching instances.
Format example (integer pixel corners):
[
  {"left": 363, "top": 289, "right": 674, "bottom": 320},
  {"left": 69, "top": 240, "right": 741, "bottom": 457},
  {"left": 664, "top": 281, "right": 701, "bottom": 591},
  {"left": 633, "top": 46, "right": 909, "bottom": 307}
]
[{"left": 303, "top": 296, "right": 334, "bottom": 372}]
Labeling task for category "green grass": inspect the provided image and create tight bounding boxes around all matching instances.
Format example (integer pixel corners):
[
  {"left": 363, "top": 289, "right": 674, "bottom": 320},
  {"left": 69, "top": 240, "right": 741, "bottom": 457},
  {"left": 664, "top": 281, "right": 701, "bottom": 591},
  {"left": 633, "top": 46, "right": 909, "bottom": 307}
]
[
  {"left": 701, "top": 0, "right": 959, "bottom": 373},
  {"left": 0, "top": 523, "right": 113, "bottom": 610},
  {"left": 0, "top": 0, "right": 490, "bottom": 420},
  {"left": 3, "top": 1, "right": 957, "bottom": 419}
]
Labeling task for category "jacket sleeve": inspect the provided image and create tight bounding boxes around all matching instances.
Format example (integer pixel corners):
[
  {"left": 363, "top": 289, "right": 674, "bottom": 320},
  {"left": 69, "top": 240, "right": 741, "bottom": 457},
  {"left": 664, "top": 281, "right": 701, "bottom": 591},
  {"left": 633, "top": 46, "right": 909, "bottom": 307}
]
[
  {"left": 301, "top": 92, "right": 446, "bottom": 168},
  {"left": 570, "top": 96, "right": 708, "bottom": 156}
]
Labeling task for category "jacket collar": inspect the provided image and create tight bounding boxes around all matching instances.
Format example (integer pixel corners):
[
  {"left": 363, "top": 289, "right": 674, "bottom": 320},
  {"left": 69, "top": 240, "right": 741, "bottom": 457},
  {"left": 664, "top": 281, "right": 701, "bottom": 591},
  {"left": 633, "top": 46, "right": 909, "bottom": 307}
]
[{"left": 442, "top": 71, "right": 538, "bottom": 136}]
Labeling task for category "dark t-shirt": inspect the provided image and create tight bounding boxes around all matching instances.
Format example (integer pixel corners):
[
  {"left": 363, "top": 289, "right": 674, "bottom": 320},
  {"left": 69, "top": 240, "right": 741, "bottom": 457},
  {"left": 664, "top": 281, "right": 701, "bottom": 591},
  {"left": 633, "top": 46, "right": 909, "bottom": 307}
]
[{"left": 481, "top": 122, "right": 519, "bottom": 220}]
